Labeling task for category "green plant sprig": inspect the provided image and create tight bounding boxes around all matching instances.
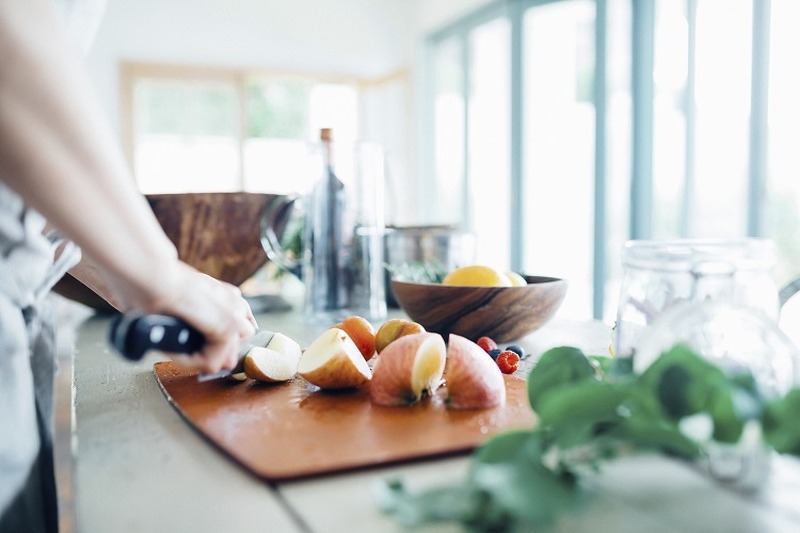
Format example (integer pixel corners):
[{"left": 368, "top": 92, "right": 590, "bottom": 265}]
[
  {"left": 385, "top": 259, "right": 450, "bottom": 284},
  {"left": 378, "top": 344, "right": 800, "bottom": 531}
]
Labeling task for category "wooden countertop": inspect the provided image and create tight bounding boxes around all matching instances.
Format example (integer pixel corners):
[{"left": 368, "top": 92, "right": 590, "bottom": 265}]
[{"left": 58, "top": 303, "right": 800, "bottom": 532}]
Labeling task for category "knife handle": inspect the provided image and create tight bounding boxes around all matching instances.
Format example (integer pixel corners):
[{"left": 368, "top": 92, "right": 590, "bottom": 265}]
[{"left": 109, "top": 313, "right": 205, "bottom": 361}]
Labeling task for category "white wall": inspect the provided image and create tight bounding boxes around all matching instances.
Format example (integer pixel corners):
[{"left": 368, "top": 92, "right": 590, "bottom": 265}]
[
  {"left": 85, "top": 0, "right": 416, "bottom": 134},
  {"left": 412, "top": 0, "right": 493, "bottom": 33}
]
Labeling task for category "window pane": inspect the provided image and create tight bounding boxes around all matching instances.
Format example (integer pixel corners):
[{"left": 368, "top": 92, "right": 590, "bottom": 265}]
[
  {"left": 767, "top": 0, "right": 800, "bottom": 285},
  {"left": 523, "top": 0, "right": 596, "bottom": 319},
  {"left": 246, "top": 78, "right": 310, "bottom": 139},
  {"left": 133, "top": 79, "right": 240, "bottom": 193},
  {"left": 430, "top": 37, "right": 465, "bottom": 226},
  {"left": 691, "top": 0, "right": 752, "bottom": 237},
  {"left": 242, "top": 79, "right": 358, "bottom": 194},
  {"left": 652, "top": 0, "right": 689, "bottom": 239},
  {"left": 468, "top": 18, "right": 511, "bottom": 267}
]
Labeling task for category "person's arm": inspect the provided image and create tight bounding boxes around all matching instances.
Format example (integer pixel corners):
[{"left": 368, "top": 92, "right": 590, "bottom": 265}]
[{"left": 0, "top": 0, "right": 255, "bottom": 373}]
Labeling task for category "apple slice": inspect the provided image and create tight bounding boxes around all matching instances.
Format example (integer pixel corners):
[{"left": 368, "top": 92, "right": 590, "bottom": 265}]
[
  {"left": 298, "top": 328, "right": 372, "bottom": 389},
  {"left": 375, "top": 318, "right": 425, "bottom": 354},
  {"left": 333, "top": 315, "right": 377, "bottom": 361},
  {"left": 443, "top": 334, "right": 506, "bottom": 409},
  {"left": 369, "top": 332, "right": 446, "bottom": 406},
  {"left": 243, "top": 332, "right": 302, "bottom": 382}
]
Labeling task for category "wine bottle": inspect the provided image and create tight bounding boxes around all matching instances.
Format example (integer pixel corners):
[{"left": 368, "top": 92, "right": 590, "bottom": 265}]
[{"left": 311, "top": 128, "right": 346, "bottom": 311}]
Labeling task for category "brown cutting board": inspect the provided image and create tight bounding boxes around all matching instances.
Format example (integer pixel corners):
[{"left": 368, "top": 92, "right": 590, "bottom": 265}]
[{"left": 154, "top": 361, "right": 537, "bottom": 481}]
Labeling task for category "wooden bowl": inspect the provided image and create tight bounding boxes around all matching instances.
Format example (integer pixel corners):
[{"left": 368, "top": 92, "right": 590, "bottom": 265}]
[
  {"left": 390, "top": 276, "right": 568, "bottom": 343},
  {"left": 54, "top": 192, "right": 285, "bottom": 311}
]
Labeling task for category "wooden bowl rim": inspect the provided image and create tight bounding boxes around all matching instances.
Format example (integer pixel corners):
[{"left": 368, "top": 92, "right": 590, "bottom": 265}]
[{"left": 391, "top": 275, "right": 567, "bottom": 290}]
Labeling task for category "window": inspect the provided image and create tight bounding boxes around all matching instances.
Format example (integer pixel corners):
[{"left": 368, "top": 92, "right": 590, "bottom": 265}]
[
  {"left": 123, "top": 63, "right": 361, "bottom": 195},
  {"left": 523, "top": 0, "right": 595, "bottom": 319},
  {"left": 424, "top": 0, "right": 800, "bottom": 320}
]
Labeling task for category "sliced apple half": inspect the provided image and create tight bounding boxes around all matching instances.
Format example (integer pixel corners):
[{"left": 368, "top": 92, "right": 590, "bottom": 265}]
[
  {"left": 444, "top": 334, "right": 506, "bottom": 409},
  {"left": 243, "top": 333, "right": 302, "bottom": 383},
  {"left": 297, "top": 328, "right": 372, "bottom": 389},
  {"left": 369, "top": 332, "right": 446, "bottom": 406}
]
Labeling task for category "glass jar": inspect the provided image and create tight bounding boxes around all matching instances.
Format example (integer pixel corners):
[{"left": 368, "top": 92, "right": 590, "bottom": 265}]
[
  {"left": 616, "top": 239, "right": 796, "bottom": 491},
  {"left": 614, "top": 238, "right": 780, "bottom": 359}
]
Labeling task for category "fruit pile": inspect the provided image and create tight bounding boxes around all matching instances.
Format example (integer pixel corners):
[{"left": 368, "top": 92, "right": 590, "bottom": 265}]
[
  {"left": 234, "top": 315, "right": 510, "bottom": 410},
  {"left": 475, "top": 336, "right": 524, "bottom": 374},
  {"left": 441, "top": 265, "right": 527, "bottom": 287}
]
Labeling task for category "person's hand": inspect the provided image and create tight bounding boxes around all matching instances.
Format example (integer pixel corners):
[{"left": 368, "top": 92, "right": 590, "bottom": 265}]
[
  {"left": 165, "top": 268, "right": 257, "bottom": 374},
  {"left": 112, "top": 261, "right": 257, "bottom": 374}
]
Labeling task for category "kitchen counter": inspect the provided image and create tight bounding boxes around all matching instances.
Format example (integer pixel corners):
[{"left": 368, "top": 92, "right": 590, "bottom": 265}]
[{"left": 61, "top": 303, "right": 800, "bottom": 532}]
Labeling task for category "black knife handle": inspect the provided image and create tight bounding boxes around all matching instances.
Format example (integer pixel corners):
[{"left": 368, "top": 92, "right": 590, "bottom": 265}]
[{"left": 109, "top": 314, "right": 205, "bottom": 361}]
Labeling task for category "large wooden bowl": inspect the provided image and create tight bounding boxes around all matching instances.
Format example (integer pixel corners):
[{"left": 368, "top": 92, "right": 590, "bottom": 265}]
[
  {"left": 390, "top": 276, "right": 568, "bottom": 343},
  {"left": 54, "top": 192, "right": 284, "bottom": 311}
]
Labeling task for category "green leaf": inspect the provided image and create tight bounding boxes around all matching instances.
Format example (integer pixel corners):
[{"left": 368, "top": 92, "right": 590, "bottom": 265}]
[
  {"left": 528, "top": 347, "right": 597, "bottom": 412},
  {"left": 470, "top": 431, "right": 582, "bottom": 527},
  {"left": 763, "top": 388, "right": 800, "bottom": 454},
  {"left": 376, "top": 478, "right": 486, "bottom": 528},
  {"left": 473, "top": 429, "right": 542, "bottom": 465},
  {"left": 535, "top": 380, "right": 626, "bottom": 430},
  {"left": 607, "top": 415, "right": 702, "bottom": 458},
  {"left": 637, "top": 344, "right": 762, "bottom": 444},
  {"left": 639, "top": 344, "right": 724, "bottom": 419}
]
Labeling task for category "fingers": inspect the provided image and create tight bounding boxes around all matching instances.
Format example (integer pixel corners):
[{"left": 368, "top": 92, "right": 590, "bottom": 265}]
[{"left": 160, "top": 267, "right": 257, "bottom": 374}]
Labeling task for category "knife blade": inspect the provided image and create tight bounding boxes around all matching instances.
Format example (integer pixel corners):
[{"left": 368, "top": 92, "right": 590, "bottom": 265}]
[{"left": 109, "top": 313, "right": 274, "bottom": 381}]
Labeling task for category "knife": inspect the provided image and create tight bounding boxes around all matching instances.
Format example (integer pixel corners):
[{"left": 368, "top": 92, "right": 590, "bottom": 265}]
[{"left": 109, "top": 313, "right": 274, "bottom": 381}]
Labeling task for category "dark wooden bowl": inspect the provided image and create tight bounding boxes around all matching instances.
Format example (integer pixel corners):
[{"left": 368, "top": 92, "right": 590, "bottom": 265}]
[
  {"left": 54, "top": 192, "right": 284, "bottom": 311},
  {"left": 390, "top": 275, "right": 568, "bottom": 343}
]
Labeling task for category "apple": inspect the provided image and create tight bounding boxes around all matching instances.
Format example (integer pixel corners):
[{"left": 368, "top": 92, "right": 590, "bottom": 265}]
[
  {"left": 369, "top": 332, "right": 446, "bottom": 406},
  {"left": 243, "top": 332, "right": 302, "bottom": 382},
  {"left": 332, "top": 315, "right": 376, "bottom": 361},
  {"left": 375, "top": 318, "right": 425, "bottom": 354},
  {"left": 297, "top": 328, "right": 372, "bottom": 389},
  {"left": 443, "top": 334, "right": 506, "bottom": 409}
]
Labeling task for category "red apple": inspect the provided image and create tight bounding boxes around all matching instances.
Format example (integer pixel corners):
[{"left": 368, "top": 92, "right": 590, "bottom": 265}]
[
  {"left": 375, "top": 318, "right": 425, "bottom": 354},
  {"left": 243, "top": 332, "right": 301, "bottom": 383},
  {"left": 297, "top": 328, "right": 372, "bottom": 389},
  {"left": 333, "top": 315, "right": 377, "bottom": 361},
  {"left": 369, "top": 332, "right": 446, "bottom": 406},
  {"left": 443, "top": 334, "right": 506, "bottom": 409}
]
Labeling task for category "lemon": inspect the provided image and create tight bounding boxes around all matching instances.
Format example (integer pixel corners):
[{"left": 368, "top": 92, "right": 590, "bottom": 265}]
[
  {"left": 505, "top": 271, "right": 527, "bottom": 287},
  {"left": 442, "top": 265, "right": 512, "bottom": 287}
]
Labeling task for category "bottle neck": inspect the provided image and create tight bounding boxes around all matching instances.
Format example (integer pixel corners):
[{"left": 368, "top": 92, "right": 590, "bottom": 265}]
[{"left": 320, "top": 128, "right": 334, "bottom": 169}]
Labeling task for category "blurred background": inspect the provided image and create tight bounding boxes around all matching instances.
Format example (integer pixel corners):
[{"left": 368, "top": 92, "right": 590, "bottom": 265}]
[{"left": 83, "top": 0, "right": 800, "bottom": 323}]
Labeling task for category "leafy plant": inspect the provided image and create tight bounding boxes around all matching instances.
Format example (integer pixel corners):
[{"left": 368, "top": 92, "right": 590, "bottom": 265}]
[
  {"left": 378, "top": 344, "right": 800, "bottom": 531},
  {"left": 386, "top": 259, "right": 450, "bottom": 284}
]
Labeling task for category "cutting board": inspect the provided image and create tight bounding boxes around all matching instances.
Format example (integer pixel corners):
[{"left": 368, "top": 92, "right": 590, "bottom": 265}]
[{"left": 153, "top": 361, "right": 537, "bottom": 481}]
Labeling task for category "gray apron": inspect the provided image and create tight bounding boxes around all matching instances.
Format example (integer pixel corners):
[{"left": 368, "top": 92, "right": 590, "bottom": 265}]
[{"left": 0, "top": 182, "right": 81, "bottom": 532}]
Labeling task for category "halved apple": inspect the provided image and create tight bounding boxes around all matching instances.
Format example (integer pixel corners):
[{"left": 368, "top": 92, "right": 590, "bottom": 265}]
[
  {"left": 332, "top": 315, "right": 377, "bottom": 361},
  {"left": 243, "top": 332, "right": 302, "bottom": 382},
  {"left": 297, "top": 328, "right": 372, "bottom": 389},
  {"left": 369, "top": 332, "right": 446, "bottom": 406},
  {"left": 443, "top": 334, "right": 506, "bottom": 409},
  {"left": 374, "top": 318, "right": 425, "bottom": 354}
]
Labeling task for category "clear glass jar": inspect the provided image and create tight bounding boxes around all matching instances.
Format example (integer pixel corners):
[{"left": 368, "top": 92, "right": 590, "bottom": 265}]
[
  {"left": 614, "top": 239, "right": 780, "bottom": 359},
  {"left": 614, "top": 238, "right": 794, "bottom": 492}
]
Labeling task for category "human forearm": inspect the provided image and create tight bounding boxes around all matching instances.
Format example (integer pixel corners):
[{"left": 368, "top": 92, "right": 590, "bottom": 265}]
[
  {"left": 0, "top": 0, "right": 177, "bottom": 310},
  {"left": 0, "top": 1, "right": 257, "bottom": 373}
]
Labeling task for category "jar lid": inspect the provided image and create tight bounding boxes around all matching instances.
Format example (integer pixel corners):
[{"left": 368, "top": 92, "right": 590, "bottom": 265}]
[{"left": 622, "top": 238, "right": 777, "bottom": 272}]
